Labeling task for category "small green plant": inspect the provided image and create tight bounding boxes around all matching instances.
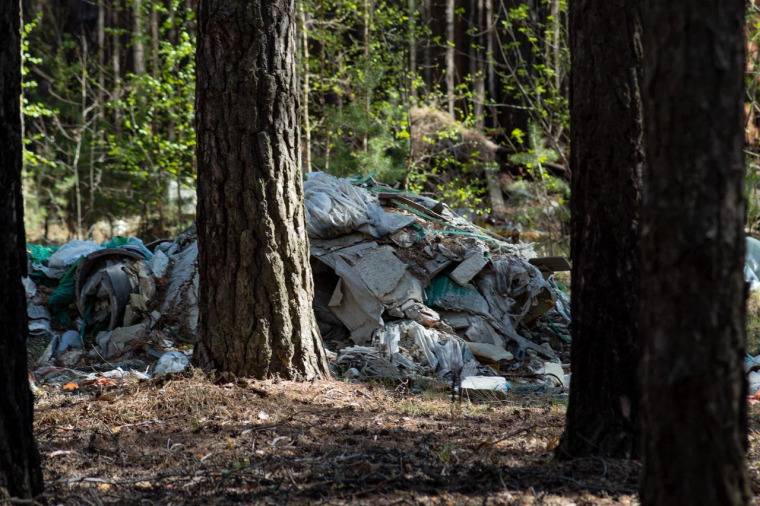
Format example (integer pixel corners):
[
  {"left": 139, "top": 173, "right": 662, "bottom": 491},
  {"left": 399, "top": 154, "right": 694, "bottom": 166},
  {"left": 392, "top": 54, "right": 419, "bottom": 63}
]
[{"left": 432, "top": 443, "right": 454, "bottom": 464}]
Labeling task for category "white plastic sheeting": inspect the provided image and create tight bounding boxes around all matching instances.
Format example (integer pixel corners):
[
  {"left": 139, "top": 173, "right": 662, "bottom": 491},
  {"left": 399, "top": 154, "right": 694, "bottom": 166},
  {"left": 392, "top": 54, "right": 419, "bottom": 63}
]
[{"left": 304, "top": 172, "right": 415, "bottom": 239}]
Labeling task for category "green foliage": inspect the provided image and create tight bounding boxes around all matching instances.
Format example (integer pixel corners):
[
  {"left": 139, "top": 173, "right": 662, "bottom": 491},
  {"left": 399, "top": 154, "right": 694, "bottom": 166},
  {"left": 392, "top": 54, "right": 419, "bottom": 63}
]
[
  {"left": 23, "top": 0, "right": 576, "bottom": 240},
  {"left": 499, "top": 0, "right": 569, "bottom": 161},
  {"left": 22, "top": 0, "right": 197, "bottom": 240}
]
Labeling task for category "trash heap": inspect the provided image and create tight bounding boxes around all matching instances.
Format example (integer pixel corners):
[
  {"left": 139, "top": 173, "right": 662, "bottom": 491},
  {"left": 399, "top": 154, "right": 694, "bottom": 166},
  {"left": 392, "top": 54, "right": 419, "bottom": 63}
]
[
  {"left": 25, "top": 231, "right": 198, "bottom": 389},
  {"left": 306, "top": 172, "right": 572, "bottom": 394},
  {"left": 25, "top": 173, "right": 572, "bottom": 396}
]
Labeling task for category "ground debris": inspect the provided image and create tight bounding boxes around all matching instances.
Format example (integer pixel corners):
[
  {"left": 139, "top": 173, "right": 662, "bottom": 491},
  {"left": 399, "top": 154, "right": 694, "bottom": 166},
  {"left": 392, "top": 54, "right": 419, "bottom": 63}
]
[{"left": 35, "top": 374, "right": 644, "bottom": 505}]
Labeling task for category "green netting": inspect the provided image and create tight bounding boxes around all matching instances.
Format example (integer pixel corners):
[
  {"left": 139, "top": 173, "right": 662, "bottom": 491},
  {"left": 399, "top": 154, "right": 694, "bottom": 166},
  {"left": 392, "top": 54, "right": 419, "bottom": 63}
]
[
  {"left": 48, "top": 260, "right": 80, "bottom": 311},
  {"left": 101, "top": 236, "right": 153, "bottom": 259},
  {"left": 26, "top": 244, "right": 59, "bottom": 264}
]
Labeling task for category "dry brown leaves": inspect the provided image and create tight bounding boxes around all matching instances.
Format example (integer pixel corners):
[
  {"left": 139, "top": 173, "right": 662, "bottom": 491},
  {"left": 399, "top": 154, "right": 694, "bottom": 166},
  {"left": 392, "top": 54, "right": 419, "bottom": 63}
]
[{"left": 39, "top": 370, "right": 758, "bottom": 505}]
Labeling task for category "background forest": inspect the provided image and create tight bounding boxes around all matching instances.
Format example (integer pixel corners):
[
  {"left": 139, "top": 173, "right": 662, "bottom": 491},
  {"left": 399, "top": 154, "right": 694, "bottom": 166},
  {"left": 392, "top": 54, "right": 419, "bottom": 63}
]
[{"left": 18, "top": 0, "right": 760, "bottom": 248}]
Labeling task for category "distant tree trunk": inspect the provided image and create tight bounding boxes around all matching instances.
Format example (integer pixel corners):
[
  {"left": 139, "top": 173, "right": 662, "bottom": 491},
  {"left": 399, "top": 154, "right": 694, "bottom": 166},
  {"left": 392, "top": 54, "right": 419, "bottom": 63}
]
[
  {"left": 473, "top": 0, "right": 505, "bottom": 220},
  {"left": 97, "top": 0, "right": 105, "bottom": 112},
  {"left": 445, "top": 0, "right": 455, "bottom": 118},
  {"left": 422, "top": 0, "right": 432, "bottom": 91},
  {"left": 485, "top": 0, "right": 496, "bottom": 129},
  {"left": 471, "top": 0, "right": 485, "bottom": 123},
  {"left": 194, "top": 0, "right": 329, "bottom": 379},
  {"left": 94, "top": 0, "right": 106, "bottom": 216},
  {"left": 132, "top": 0, "right": 145, "bottom": 74},
  {"left": 639, "top": 1, "right": 750, "bottom": 503},
  {"left": 151, "top": 3, "right": 159, "bottom": 77},
  {"left": 299, "top": 2, "right": 312, "bottom": 173},
  {"left": 167, "top": 0, "right": 183, "bottom": 228},
  {"left": 555, "top": 0, "right": 642, "bottom": 459},
  {"left": 409, "top": 0, "right": 417, "bottom": 101},
  {"left": 112, "top": 0, "right": 122, "bottom": 133},
  {"left": 0, "top": 0, "right": 44, "bottom": 499},
  {"left": 150, "top": 1, "right": 164, "bottom": 236},
  {"left": 363, "top": 0, "right": 372, "bottom": 152}
]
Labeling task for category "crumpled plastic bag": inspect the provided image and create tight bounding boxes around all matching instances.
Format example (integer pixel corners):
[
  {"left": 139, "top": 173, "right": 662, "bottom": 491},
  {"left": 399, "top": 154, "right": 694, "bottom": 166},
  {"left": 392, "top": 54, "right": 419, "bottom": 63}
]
[
  {"left": 46, "top": 239, "right": 102, "bottom": 278},
  {"left": 304, "top": 172, "right": 415, "bottom": 239},
  {"left": 154, "top": 351, "right": 189, "bottom": 375}
]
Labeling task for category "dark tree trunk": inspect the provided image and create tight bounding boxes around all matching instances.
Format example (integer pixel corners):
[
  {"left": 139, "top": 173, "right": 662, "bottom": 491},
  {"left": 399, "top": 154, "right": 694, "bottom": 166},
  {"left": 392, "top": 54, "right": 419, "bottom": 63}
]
[
  {"left": 556, "top": 0, "right": 642, "bottom": 459},
  {"left": 194, "top": 0, "right": 329, "bottom": 379},
  {"left": 639, "top": 1, "right": 750, "bottom": 503},
  {"left": 0, "top": 0, "right": 44, "bottom": 499}
]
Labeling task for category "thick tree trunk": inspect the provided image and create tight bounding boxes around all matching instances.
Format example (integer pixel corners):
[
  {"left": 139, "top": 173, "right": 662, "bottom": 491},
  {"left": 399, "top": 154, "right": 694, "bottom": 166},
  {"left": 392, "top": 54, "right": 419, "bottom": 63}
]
[
  {"left": 556, "top": 0, "right": 642, "bottom": 459},
  {"left": 639, "top": 1, "right": 750, "bottom": 503},
  {"left": 195, "top": 0, "right": 329, "bottom": 379},
  {"left": 0, "top": 0, "right": 44, "bottom": 499}
]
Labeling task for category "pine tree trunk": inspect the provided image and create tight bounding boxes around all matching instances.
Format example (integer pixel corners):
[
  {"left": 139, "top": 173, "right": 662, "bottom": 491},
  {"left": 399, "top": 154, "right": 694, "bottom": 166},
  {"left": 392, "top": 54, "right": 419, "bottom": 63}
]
[
  {"left": 485, "top": 0, "right": 495, "bottom": 129},
  {"left": 132, "top": 0, "right": 145, "bottom": 74},
  {"left": 363, "top": 0, "right": 372, "bottom": 152},
  {"left": 409, "top": 0, "right": 417, "bottom": 101},
  {"left": 194, "top": 0, "right": 329, "bottom": 379},
  {"left": 472, "top": 0, "right": 485, "bottom": 123},
  {"left": 556, "top": 0, "right": 643, "bottom": 459},
  {"left": 112, "top": 0, "right": 122, "bottom": 134},
  {"left": 445, "top": 0, "right": 455, "bottom": 118},
  {"left": 298, "top": 3, "right": 311, "bottom": 173},
  {"left": 639, "top": 1, "right": 750, "bottom": 503},
  {"left": 0, "top": 0, "right": 44, "bottom": 498}
]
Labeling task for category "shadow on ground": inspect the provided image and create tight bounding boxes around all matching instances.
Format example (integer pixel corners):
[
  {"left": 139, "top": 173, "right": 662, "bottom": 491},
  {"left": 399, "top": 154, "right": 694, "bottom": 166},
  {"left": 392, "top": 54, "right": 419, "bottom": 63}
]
[{"left": 36, "top": 373, "right": 641, "bottom": 504}]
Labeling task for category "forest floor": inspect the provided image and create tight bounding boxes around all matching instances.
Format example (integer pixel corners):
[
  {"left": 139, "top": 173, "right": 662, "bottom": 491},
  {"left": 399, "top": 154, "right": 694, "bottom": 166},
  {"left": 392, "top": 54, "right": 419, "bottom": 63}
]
[{"left": 31, "top": 370, "right": 760, "bottom": 505}]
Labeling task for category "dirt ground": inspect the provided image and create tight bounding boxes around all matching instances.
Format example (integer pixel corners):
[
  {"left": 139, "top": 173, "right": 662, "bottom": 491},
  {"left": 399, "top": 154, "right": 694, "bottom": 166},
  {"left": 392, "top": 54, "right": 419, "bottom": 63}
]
[{"left": 30, "top": 371, "right": 760, "bottom": 505}]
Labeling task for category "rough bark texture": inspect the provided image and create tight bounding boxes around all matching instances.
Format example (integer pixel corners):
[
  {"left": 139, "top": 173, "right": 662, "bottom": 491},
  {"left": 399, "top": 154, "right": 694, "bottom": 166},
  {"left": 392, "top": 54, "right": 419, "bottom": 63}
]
[
  {"left": 556, "top": 0, "right": 642, "bottom": 459},
  {"left": 194, "top": 0, "right": 329, "bottom": 379},
  {"left": 0, "top": 0, "right": 45, "bottom": 499},
  {"left": 640, "top": 1, "right": 750, "bottom": 504}
]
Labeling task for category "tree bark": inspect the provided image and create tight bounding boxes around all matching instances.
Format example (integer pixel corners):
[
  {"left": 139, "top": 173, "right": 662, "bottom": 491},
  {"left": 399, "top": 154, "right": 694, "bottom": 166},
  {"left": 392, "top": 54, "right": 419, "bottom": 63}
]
[
  {"left": 445, "top": 0, "right": 455, "bottom": 118},
  {"left": 0, "top": 0, "right": 44, "bottom": 499},
  {"left": 298, "top": 3, "right": 311, "bottom": 173},
  {"left": 195, "top": 0, "right": 329, "bottom": 379},
  {"left": 112, "top": 0, "right": 122, "bottom": 133},
  {"left": 556, "top": 0, "right": 642, "bottom": 459},
  {"left": 132, "top": 0, "right": 145, "bottom": 74},
  {"left": 639, "top": 1, "right": 750, "bottom": 503},
  {"left": 472, "top": 0, "right": 504, "bottom": 219},
  {"left": 485, "top": 0, "right": 495, "bottom": 129},
  {"left": 409, "top": 0, "right": 417, "bottom": 101}
]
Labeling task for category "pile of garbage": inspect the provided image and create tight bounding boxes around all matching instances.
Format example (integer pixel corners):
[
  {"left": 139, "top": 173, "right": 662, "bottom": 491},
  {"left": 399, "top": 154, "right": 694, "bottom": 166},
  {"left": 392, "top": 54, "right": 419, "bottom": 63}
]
[
  {"left": 25, "top": 173, "right": 573, "bottom": 396},
  {"left": 25, "top": 231, "right": 198, "bottom": 389},
  {"left": 305, "top": 172, "right": 571, "bottom": 394}
]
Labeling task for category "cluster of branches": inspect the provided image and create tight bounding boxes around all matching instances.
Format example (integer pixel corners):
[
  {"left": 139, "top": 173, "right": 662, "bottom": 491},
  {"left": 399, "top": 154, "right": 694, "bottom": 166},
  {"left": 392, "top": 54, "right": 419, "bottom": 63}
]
[
  {"left": 23, "top": 0, "right": 571, "bottom": 240},
  {"left": 22, "top": 0, "right": 196, "bottom": 241}
]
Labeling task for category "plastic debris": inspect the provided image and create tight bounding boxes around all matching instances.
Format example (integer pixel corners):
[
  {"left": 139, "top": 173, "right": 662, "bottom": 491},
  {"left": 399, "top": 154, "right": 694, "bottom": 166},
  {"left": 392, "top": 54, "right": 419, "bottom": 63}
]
[
  {"left": 47, "top": 239, "right": 102, "bottom": 278},
  {"left": 154, "top": 351, "right": 190, "bottom": 375},
  {"left": 304, "top": 172, "right": 415, "bottom": 239},
  {"left": 460, "top": 376, "right": 511, "bottom": 397},
  {"left": 25, "top": 175, "right": 573, "bottom": 397},
  {"left": 149, "top": 249, "right": 170, "bottom": 278}
]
